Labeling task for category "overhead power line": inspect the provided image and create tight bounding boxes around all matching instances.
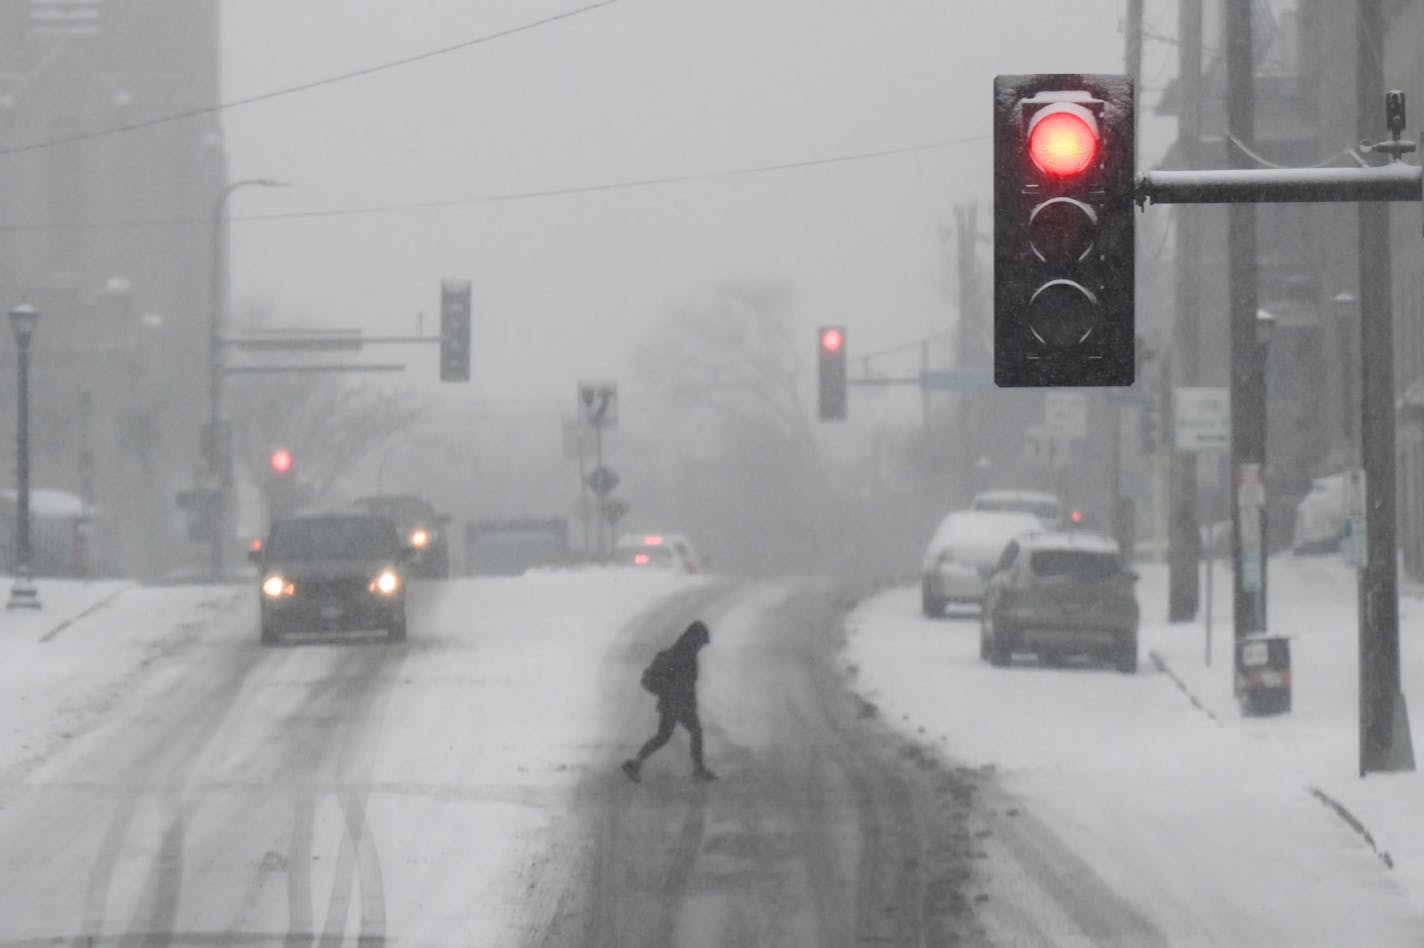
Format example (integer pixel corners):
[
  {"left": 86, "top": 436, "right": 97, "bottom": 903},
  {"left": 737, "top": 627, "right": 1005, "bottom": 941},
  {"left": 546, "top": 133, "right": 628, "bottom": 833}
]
[
  {"left": 0, "top": 133, "right": 989, "bottom": 232},
  {"left": 0, "top": 0, "right": 621, "bottom": 157}
]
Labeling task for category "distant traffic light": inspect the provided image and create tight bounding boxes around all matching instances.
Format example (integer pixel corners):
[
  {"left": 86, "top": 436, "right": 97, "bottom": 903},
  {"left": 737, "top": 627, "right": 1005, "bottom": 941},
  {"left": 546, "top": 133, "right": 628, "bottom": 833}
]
[
  {"left": 818, "top": 326, "right": 847, "bottom": 421},
  {"left": 440, "top": 278, "right": 471, "bottom": 382},
  {"left": 269, "top": 447, "right": 293, "bottom": 475},
  {"left": 267, "top": 447, "right": 300, "bottom": 519},
  {"left": 993, "top": 74, "right": 1135, "bottom": 387}
]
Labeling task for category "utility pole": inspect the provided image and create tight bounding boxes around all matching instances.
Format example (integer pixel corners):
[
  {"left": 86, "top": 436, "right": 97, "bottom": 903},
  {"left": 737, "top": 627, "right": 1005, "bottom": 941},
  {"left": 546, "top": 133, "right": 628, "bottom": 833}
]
[
  {"left": 1355, "top": 0, "right": 1414, "bottom": 774},
  {"left": 1168, "top": 0, "right": 1203, "bottom": 620},
  {"left": 1113, "top": 0, "right": 1143, "bottom": 558},
  {"left": 956, "top": 203, "right": 979, "bottom": 505},
  {"left": 1226, "top": 0, "right": 1267, "bottom": 681}
]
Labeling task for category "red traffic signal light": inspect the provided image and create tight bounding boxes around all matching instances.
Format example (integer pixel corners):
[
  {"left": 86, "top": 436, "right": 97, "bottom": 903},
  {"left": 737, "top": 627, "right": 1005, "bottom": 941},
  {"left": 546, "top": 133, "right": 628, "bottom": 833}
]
[
  {"left": 993, "top": 74, "right": 1135, "bottom": 388},
  {"left": 817, "top": 325, "right": 847, "bottom": 421},
  {"left": 269, "top": 448, "right": 293, "bottom": 475},
  {"left": 1027, "top": 106, "right": 1099, "bottom": 177}
]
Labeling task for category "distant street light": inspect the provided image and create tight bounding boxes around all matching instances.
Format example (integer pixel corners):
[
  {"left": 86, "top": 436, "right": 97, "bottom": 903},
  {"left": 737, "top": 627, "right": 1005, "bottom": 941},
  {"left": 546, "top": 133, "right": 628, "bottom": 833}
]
[
  {"left": 207, "top": 177, "right": 290, "bottom": 580},
  {"left": 7, "top": 302, "right": 41, "bottom": 610}
]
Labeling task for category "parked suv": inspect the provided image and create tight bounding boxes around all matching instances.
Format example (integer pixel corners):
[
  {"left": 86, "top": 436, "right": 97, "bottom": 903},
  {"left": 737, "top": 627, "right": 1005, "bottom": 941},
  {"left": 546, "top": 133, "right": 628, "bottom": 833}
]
[
  {"left": 980, "top": 530, "right": 1140, "bottom": 672},
  {"left": 250, "top": 512, "right": 416, "bottom": 645},
  {"left": 351, "top": 494, "right": 451, "bottom": 578}
]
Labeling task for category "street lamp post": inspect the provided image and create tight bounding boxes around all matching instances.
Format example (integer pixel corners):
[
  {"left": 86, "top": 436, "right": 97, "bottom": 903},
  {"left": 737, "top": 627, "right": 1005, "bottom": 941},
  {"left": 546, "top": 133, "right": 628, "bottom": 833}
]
[
  {"left": 8, "top": 302, "right": 41, "bottom": 610},
  {"left": 207, "top": 177, "right": 288, "bottom": 580}
]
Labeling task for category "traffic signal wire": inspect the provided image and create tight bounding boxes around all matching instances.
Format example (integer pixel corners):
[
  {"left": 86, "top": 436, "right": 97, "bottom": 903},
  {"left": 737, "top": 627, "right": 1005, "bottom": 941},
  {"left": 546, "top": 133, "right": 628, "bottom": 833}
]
[
  {"left": 0, "top": 0, "right": 621, "bottom": 157},
  {"left": 0, "top": 134, "right": 988, "bottom": 231}
]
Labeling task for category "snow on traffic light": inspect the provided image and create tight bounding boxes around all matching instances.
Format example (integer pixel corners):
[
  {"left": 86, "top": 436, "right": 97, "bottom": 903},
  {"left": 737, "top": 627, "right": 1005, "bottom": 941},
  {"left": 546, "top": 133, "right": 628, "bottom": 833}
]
[{"left": 993, "top": 74, "right": 1135, "bottom": 387}]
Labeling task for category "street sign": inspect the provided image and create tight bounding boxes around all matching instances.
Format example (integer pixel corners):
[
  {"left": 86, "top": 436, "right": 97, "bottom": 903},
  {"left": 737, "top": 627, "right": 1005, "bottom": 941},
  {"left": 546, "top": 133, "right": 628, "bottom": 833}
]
[
  {"left": 1174, "top": 387, "right": 1230, "bottom": 451},
  {"left": 1238, "top": 463, "right": 1264, "bottom": 593},
  {"left": 919, "top": 367, "right": 994, "bottom": 391},
  {"left": 1343, "top": 469, "right": 1367, "bottom": 569},
  {"left": 577, "top": 380, "right": 619, "bottom": 430},
  {"left": 600, "top": 497, "right": 629, "bottom": 525},
  {"left": 1045, "top": 392, "right": 1087, "bottom": 440},
  {"left": 585, "top": 465, "right": 619, "bottom": 498}
]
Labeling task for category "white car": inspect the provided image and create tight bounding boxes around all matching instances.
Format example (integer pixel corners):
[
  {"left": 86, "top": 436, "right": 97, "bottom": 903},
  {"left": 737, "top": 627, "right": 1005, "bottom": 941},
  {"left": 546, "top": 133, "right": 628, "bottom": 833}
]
[
  {"left": 611, "top": 532, "right": 706, "bottom": 574},
  {"left": 970, "top": 489, "right": 1065, "bottom": 530},
  {"left": 921, "top": 510, "right": 1043, "bottom": 616}
]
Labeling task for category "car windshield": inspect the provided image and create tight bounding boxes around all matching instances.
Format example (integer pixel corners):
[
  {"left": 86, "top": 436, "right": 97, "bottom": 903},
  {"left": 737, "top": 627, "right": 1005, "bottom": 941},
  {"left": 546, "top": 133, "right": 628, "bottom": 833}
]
[
  {"left": 1029, "top": 550, "right": 1122, "bottom": 582},
  {"left": 267, "top": 518, "right": 397, "bottom": 559}
]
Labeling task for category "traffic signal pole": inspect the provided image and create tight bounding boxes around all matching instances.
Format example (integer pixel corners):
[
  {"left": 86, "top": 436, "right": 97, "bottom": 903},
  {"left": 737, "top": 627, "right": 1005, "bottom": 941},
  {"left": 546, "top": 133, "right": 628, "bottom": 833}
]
[{"left": 1137, "top": 98, "right": 1421, "bottom": 772}]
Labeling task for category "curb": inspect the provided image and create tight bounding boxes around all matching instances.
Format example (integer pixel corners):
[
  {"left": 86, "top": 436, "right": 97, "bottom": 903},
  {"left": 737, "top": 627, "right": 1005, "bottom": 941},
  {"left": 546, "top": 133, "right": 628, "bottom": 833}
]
[
  {"left": 1148, "top": 650, "right": 1222, "bottom": 723},
  {"left": 1308, "top": 785, "right": 1395, "bottom": 870},
  {"left": 38, "top": 583, "right": 133, "bottom": 643}
]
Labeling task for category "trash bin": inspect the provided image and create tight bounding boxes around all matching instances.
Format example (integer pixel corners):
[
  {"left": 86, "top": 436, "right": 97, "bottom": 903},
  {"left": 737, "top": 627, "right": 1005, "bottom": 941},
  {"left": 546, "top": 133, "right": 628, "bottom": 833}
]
[{"left": 1235, "top": 633, "right": 1292, "bottom": 716}]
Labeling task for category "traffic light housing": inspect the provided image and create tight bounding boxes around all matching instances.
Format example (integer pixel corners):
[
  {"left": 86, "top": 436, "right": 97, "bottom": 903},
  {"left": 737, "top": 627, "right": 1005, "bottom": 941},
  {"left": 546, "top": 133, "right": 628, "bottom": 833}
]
[
  {"left": 818, "top": 325, "right": 847, "bottom": 421},
  {"left": 993, "top": 74, "right": 1135, "bottom": 387},
  {"left": 267, "top": 447, "right": 300, "bottom": 520},
  {"left": 440, "top": 278, "right": 471, "bottom": 382}
]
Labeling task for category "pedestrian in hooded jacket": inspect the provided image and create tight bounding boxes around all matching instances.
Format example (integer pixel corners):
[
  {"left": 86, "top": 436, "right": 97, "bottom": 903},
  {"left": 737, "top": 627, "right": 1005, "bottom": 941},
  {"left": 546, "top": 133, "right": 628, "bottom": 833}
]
[{"left": 622, "top": 620, "right": 717, "bottom": 782}]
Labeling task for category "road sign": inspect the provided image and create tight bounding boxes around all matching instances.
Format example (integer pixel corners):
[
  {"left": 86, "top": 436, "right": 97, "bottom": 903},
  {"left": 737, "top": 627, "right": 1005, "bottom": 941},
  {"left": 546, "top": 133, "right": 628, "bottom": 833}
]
[
  {"left": 1238, "top": 463, "right": 1264, "bottom": 592},
  {"left": 919, "top": 367, "right": 994, "bottom": 391},
  {"left": 1045, "top": 392, "right": 1087, "bottom": 440},
  {"left": 1174, "top": 387, "right": 1230, "bottom": 451},
  {"left": 577, "top": 381, "right": 619, "bottom": 430},
  {"left": 599, "top": 497, "right": 629, "bottom": 525},
  {"left": 585, "top": 465, "right": 619, "bottom": 498},
  {"left": 1343, "top": 469, "right": 1367, "bottom": 569}
]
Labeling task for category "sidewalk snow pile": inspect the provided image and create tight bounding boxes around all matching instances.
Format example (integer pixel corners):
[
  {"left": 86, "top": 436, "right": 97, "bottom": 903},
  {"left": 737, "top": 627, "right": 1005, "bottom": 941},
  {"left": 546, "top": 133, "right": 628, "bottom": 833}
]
[
  {"left": 1143, "top": 553, "right": 1424, "bottom": 909},
  {"left": 843, "top": 554, "right": 1424, "bottom": 943},
  {"left": 0, "top": 576, "right": 240, "bottom": 783}
]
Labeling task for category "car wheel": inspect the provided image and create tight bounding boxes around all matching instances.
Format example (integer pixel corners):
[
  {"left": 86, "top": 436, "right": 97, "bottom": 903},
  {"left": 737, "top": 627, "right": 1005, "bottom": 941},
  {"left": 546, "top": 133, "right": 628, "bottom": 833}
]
[
  {"left": 1116, "top": 634, "right": 1138, "bottom": 673},
  {"left": 921, "top": 578, "right": 944, "bottom": 619},
  {"left": 260, "top": 623, "right": 281, "bottom": 647}
]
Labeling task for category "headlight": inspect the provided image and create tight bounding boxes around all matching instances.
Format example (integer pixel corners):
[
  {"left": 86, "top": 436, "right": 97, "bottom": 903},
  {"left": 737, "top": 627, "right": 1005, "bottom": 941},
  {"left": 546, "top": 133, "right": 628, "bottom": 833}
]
[
  {"left": 262, "top": 575, "right": 293, "bottom": 598},
  {"left": 370, "top": 570, "right": 401, "bottom": 595},
  {"left": 410, "top": 528, "right": 430, "bottom": 548}
]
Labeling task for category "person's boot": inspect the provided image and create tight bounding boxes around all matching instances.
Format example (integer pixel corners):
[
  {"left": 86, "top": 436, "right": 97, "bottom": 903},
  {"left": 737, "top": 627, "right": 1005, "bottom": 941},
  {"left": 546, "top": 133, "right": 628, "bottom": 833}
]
[
  {"left": 621, "top": 759, "right": 642, "bottom": 783},
  {"left": 693, "top": 765, "right": 718, "bottom": 781}
]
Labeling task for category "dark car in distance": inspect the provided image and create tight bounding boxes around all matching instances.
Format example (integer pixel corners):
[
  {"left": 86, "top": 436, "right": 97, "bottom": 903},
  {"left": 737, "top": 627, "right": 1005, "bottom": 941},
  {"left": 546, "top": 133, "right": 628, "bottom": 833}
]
[
  {"left": 351, "top": 494, "right": 451, "bottom": 578},
  {"left": 980, "top": 530, "right": 1140, "bottom": 673},
  {"left": 250, "top": 512, "right": 416, "bottom": 645}
]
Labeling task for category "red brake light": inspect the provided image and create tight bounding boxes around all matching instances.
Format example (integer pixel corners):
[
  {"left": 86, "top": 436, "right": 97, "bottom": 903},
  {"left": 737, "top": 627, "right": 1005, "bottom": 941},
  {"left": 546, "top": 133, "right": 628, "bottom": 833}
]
[
  {"left": 1070, "top": 510, "right": 1084, "bottom": 525},
  {"left": 634, "top": 553, "right": 650, "bottom": 565},
  {"left": 1028, "top": 108, "right": 1098, "bottom": 177},
  {"left": 643, "top": 535, "right": 663, "bottom": 545}
]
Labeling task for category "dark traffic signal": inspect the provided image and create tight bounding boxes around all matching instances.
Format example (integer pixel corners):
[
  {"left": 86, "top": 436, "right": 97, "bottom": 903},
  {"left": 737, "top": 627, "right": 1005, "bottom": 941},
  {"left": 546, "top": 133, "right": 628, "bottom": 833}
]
[
  {"left": 993, "top": 74, "right": 1135, "bottom": 387},
  {"left": 818, "top": 326, "right": 847, "bottom": 421},
  {"left": 440, "top": 278, "right": 471, "bottom": 382}
]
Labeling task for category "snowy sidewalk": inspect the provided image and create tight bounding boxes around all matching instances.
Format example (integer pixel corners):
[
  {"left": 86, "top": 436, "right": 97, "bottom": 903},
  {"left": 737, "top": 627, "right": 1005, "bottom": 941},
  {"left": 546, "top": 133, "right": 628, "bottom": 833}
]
[{"left": 1140, "top": 553, "right": 1424, "bottom": 911}]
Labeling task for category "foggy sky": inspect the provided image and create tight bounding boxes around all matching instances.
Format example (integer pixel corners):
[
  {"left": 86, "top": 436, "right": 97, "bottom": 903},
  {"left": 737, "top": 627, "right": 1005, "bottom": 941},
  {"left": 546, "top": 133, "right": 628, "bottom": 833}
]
[{"left": 220, "top": 1, "right": 1159, "bottom": 420}]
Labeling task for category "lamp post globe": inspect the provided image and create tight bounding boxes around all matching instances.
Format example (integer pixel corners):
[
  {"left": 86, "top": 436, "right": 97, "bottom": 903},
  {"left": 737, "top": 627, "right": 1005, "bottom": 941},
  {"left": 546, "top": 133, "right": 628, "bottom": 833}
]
[{"left": 8, "top": 302, "right": 41, "bottom": 610}]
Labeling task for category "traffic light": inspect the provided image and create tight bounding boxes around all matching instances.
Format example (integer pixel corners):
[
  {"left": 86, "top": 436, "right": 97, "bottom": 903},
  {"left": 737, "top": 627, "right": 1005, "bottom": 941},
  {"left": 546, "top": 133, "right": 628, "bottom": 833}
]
[
  {"left": 818, "top": 325, "right": 847, "bottom": 421},
  {"left": 267, "top": 447, "right": 300, "bottom": 519},
  {"left": 440, "top": 278, "right": 471, "bottom": 382},
  {"left": 993, "top": 74, "right": 1135, "bottom": 387}
]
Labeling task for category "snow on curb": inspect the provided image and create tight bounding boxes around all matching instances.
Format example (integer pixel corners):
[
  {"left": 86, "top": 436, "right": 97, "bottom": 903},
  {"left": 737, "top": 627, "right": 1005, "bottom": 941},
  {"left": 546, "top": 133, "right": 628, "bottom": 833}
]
[
  {"left": 1308, "top": 785, "right": 1395, "bottom": 869},
  {"left": 1152, "top": 647, "right": 1398, "bottom": 874},
  {"left": 37, "top": 583, "right": 134, "bottom": 642}
]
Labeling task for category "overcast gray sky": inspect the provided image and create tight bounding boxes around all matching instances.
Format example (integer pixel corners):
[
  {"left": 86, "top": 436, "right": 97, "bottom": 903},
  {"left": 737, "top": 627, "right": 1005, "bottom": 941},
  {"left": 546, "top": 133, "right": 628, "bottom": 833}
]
[{"left": 220, "top": 0, "right": 1169, "bottom": 415}]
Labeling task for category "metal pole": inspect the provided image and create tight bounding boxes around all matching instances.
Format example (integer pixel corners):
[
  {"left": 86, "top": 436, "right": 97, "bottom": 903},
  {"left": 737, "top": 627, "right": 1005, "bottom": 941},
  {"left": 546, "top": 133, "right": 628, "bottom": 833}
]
[
  {"left": 1356, "top": 0, "right": 1414, "bottom": 774},
  {"left": 1226, "top": 0, "right": 1264, "bottom": 697},
  {"left": 1169, "top": 0, "right": 1203, "bottom": 621},
  {"left": 207, "top": 178, "right": 288, "bottom": 581},
  {"left": 594, "top": 425, "right": 604, "bottom": 559},
  {"left": 7, "top": 330, "right": 38, "bottom": 609}
]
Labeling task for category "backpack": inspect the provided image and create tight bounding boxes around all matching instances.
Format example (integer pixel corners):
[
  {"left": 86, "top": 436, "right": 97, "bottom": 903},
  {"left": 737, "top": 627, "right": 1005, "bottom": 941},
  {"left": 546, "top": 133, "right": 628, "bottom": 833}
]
[{"left": 640, "top": 648, "right": 676, "bottom": 696}]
